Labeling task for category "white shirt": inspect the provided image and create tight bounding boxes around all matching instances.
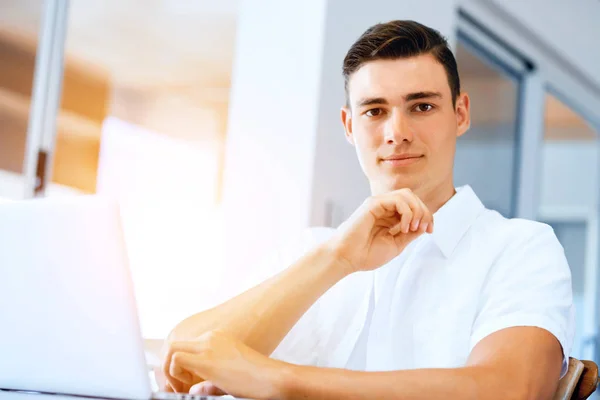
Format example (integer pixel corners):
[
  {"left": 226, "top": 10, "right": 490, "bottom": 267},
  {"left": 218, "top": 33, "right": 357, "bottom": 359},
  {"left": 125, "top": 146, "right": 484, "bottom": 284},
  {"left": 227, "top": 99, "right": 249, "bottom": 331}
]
[{"left": 252, "top": 186, "right": 575, "bottom": 376}]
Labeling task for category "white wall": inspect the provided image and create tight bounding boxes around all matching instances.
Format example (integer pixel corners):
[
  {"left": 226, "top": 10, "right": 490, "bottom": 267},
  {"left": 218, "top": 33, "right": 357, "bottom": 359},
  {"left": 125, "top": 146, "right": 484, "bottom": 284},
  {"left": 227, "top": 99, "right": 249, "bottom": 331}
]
[{"left": 221, "top": 0, "right": 328, "bottom": 286}]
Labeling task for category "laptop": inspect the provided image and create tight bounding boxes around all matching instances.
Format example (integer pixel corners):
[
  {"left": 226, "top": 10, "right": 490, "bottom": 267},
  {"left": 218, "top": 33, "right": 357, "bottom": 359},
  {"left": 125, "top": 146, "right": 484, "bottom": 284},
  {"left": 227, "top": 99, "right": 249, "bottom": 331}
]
[{"left": 0, "top": 196, "right": 241, "bottom": 400}]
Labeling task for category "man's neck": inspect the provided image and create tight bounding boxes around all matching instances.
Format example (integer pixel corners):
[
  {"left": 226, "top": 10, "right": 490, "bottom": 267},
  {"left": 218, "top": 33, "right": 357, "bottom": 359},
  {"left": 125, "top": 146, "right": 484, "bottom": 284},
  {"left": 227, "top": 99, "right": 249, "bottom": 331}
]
[{"left": 419, "top": 181, "right": 456, "bottom": 215}]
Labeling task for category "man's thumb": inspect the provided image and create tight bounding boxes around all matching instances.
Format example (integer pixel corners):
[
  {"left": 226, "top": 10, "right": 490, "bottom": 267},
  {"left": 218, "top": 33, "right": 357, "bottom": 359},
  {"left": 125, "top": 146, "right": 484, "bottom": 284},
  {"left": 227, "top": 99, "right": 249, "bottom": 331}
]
[{"left": 189, "top": 381, "right": 226, "bottom": 396}]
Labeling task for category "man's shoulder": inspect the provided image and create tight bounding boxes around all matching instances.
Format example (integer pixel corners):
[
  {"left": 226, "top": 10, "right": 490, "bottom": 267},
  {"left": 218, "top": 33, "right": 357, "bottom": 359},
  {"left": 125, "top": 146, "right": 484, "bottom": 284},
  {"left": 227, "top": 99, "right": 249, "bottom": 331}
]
[
  {"left": 471, "top": 209, "right": 565, "bottom": 271},
  {"left": 475, "top": 208, "right": 558, "bottom": 247}
]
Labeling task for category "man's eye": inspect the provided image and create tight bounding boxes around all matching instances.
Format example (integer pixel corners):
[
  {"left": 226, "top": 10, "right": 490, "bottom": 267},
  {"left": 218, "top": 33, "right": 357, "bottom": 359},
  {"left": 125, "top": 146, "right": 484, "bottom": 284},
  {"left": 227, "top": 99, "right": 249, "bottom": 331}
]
[
  {"left": 365, "top": 108, "right": 383, "bottom": 117},
  {"left": 414, "top": 103, "right": 434, "bottom": 112}
]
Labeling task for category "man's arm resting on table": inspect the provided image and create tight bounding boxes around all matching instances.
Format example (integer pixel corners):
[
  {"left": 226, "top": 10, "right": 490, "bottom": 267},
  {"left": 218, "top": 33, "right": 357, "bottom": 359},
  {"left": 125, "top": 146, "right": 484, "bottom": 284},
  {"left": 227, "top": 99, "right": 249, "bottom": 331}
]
[{"left": 277, "top": 326, "right": 563, "bottom": 400}]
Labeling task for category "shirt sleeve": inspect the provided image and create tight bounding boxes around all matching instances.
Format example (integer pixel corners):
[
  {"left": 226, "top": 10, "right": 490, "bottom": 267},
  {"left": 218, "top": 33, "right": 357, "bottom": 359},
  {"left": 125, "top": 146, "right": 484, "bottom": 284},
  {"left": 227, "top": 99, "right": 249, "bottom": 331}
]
[{"left": 469, "top": 222, "right": 575, "bottom": 378}]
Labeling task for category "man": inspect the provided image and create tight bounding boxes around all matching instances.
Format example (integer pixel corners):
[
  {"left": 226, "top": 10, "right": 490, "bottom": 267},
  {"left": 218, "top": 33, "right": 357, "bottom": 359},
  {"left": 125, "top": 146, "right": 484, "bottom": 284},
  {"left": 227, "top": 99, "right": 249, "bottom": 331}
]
[{"left": 162, "top": 20, "right": 574, "bottom": 399}]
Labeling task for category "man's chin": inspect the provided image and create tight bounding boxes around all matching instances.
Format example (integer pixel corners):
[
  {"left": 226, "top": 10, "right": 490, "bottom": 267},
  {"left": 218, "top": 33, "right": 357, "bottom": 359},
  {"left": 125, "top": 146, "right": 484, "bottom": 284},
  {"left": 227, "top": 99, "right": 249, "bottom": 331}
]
[{"left": 371, "top": 177, "right": 422, "bottom": 195}]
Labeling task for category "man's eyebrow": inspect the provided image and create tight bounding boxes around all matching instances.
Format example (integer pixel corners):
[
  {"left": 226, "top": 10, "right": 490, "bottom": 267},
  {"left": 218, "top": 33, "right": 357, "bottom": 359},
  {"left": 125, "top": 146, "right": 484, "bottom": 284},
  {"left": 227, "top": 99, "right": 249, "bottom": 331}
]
[
  {"left": 355, "top": 97, "right": 389, "bottom": 108},
  {"left": 354, "top": 92, "right": 443, "bottom": 108},
  {"left": 404, "top": 91, "right": 443, "bottom": 102}
]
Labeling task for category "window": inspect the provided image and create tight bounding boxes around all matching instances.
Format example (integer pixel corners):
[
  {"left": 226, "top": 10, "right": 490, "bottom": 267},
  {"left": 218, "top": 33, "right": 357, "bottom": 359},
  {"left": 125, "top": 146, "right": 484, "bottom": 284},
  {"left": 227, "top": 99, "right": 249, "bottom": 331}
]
[
  {"left": 0, "top": 0, "right": 42, "bottom": 200},
  {"left": 454, "top": 39, "right": 522, "bottom": 217},
  {"left": 538, "top": 92, "right": 599, "bottom": 360}
]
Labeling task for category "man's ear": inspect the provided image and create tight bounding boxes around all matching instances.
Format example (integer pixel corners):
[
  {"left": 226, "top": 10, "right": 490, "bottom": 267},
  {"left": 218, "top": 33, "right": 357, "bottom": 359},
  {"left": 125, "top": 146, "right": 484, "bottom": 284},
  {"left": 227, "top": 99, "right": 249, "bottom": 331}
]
[
  {"left": 341, "top": 106, "right": 355, "bottom": 145},
  {"left": 455, "top": 92, "right": 471, "bottom": 138}
]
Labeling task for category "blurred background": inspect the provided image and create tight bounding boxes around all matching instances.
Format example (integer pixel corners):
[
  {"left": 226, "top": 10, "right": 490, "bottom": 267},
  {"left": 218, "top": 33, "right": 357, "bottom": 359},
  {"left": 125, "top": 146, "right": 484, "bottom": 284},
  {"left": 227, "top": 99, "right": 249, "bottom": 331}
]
[{"left": 0, "top": 0, "right": 598, "bottom": 370}]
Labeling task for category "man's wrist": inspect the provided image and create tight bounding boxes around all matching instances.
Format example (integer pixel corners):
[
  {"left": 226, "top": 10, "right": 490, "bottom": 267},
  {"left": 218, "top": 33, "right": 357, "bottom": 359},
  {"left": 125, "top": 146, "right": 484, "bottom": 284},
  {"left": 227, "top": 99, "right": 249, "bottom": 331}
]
[
  {"left": 317, "top": 240, "right": 354, "bottom": 280},
  {"left": 272, "top": 362, "right": 304, "bottom": 400}
]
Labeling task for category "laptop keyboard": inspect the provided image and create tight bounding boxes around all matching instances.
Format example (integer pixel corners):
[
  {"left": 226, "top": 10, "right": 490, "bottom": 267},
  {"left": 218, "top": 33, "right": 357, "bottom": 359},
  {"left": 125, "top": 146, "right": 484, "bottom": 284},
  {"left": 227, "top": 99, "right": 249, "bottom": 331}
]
[{"left": 153, "top": 392, "right": 239, "bottom": 400}]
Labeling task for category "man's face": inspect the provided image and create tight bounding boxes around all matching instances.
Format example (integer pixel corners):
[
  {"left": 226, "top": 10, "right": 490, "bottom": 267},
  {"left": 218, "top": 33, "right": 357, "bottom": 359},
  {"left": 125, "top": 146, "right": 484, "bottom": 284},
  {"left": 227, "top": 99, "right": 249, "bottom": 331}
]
[{"left": 341, "top": 53, "right": 470, "bottom": 196}]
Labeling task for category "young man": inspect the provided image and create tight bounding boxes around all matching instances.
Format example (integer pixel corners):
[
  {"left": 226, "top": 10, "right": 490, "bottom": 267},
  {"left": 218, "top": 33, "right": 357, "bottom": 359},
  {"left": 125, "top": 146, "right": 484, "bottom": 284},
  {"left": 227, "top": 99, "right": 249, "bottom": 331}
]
[{"left": 162, "top": 20, "right": 574, "bottom": 399}]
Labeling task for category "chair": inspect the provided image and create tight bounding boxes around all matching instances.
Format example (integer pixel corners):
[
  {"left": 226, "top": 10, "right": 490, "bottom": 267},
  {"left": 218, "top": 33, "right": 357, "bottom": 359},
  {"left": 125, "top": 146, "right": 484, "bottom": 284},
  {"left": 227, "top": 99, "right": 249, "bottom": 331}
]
[{"left": 553, "top": 358, "right": 599, "bottom": 400}]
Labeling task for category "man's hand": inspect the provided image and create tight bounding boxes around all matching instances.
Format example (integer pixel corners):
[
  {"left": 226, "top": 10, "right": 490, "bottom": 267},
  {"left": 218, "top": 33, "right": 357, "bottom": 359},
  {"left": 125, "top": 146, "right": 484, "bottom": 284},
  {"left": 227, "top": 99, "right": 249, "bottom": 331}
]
[
  {"left": 165, "top": 330, "right": 285, "bottom": 399},
  {"left": 329, "top": 188, "right": 433, "bottom": 273}
]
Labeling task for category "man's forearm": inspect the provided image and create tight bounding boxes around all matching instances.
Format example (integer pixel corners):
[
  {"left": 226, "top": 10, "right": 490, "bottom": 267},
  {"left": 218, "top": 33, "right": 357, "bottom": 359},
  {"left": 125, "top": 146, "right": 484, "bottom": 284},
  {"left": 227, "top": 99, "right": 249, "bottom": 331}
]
[
  {"left": 277, "top": 364, "right": 530, "bottom": 400},
  {"left": 169, "top": 243, "right": 347, "bottom": 356}
]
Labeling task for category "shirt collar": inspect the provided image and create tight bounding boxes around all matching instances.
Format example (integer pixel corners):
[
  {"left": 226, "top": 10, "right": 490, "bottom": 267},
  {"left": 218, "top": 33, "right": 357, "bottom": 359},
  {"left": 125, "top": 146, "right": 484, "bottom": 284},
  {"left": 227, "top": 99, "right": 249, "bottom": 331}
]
[{"left": 430, "top": 185, "right": 485, "bottom": 258}]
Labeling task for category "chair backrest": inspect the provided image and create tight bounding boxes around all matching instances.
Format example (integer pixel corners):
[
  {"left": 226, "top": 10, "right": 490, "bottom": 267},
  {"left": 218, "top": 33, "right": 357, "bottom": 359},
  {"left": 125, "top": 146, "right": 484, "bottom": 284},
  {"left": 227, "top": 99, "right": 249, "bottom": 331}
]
[
  {"left": 554, "top": 358, "right": 585, "bottom": 400},
  {"left": 553, "top": 358, "right": 599, "bottom": 400},
  {"left": 574, "top": 360, "right": 599, "bottom": 400}
]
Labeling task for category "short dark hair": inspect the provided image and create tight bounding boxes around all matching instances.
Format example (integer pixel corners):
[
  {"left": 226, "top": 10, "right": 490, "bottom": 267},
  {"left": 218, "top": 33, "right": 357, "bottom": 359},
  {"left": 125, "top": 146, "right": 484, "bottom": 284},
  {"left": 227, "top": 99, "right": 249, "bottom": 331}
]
[{"left": 343, "top": 20, "right": 460, "bottom": 106}]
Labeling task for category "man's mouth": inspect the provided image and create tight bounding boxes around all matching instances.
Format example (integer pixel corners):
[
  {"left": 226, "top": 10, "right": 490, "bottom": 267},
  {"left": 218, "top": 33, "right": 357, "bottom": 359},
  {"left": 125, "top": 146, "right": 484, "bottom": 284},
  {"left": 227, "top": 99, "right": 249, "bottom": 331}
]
[{"left": 380, "top": 154, "right": 424, "bottom": 166}]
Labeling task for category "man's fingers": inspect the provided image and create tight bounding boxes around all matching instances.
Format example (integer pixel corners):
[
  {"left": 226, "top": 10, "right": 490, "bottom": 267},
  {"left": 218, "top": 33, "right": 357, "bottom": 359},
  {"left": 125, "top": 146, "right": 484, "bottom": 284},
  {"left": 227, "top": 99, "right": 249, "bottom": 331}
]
[
  {"left": 415, "top": 197, "right": 432, "bottom": 233},
  {"left": 388, "top": 199, "right": 411, "bottom": 235},
  {"left": 422, "top": 199, "right": 434, "bottom": 233},
  {"left": 190, "top": 381, "right": 226, "bottom": 396},
  {"left": 376, "top": 216, "right": 399, "bottom": 228},
  {"left": 169, "top": 359, "right": 196, "bottom": 385},
  {"left": 392, "top": 191, "right": 421, "bottom": 235},
  {"left": 164, "top": 382, "right": 174, "bottom": 393},
  {"left": 388, "top": 191, "right": 433, "bottom": 236},
  {"left": 153, "top": 366, "right": 169, "bottom": 392},
  {"left": 163, "top": 341, "right": 206, "bottom": 393},
  {"left": 374, "top": 196, "right": 404, "bottom": 235},
  {"left": 172, "top": 351, "right": 207, "bottom": 376},
  {"left": 407, "top": 196, "right": 425, "bottom": 232},
  {"left": 163, "top": 356, "right": 184, "bottom": 394},
  {"left": 168, "top": 351, "right": 210, "bottom": 392},
  {"left": 397, "top": 200, "right": 413, "bottom": 234},
  {"left": 369, "top": 189, "right": 433, "bottom": 236},
  {"left": 402, "top": 192, "right": 432, "bottom": 233}
]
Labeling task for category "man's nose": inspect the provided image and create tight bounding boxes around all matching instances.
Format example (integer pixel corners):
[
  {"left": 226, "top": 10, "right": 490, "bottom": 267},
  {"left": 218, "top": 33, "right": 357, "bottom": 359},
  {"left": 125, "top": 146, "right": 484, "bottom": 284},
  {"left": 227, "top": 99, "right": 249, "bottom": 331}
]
[{"left": 383, "top": 110, "right": 413, "bottom": 144}]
